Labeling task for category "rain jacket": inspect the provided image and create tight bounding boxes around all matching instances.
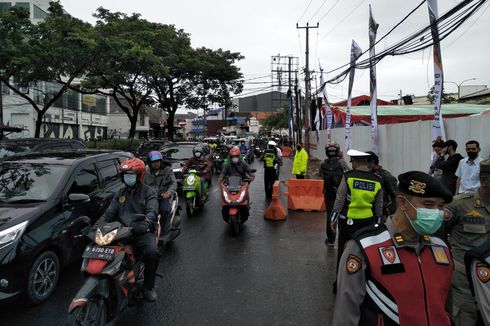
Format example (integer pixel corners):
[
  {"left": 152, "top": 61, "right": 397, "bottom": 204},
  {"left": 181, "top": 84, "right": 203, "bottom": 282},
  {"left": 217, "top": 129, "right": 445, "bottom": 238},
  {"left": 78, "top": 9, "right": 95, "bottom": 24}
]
[
  {"left": 292, "top": 148, "right": 308, "bottom": 175},
  {"left": 144, "top": 164, "right": 177, "bottom": 197}
]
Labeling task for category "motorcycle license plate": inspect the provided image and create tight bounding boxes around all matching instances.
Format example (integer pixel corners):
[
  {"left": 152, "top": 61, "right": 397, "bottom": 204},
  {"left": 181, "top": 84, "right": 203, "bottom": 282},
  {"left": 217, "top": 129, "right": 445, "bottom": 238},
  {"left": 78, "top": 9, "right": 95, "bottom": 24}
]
[
  {"left": 182, "top": 186, "right": 195, "bottom": 191},
  {"left": 82, "top": 246, "right": 116, "bottom": 260}
]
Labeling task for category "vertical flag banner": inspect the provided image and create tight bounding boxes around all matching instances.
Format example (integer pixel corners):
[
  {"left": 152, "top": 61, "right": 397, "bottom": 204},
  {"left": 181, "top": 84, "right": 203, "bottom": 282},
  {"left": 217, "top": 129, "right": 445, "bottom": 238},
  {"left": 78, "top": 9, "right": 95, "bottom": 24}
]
[
  {"left": 320, "top": 69, "right": 333, "bottom": 142},
  {"left": 345, "top": 40, "right": 363, "bottom": 152},
  {"left": 369, "top": 5, "right": 380, "bottom": 154},
  {"left": 428, "top": 0, "right": 446, "bottom": 142}
]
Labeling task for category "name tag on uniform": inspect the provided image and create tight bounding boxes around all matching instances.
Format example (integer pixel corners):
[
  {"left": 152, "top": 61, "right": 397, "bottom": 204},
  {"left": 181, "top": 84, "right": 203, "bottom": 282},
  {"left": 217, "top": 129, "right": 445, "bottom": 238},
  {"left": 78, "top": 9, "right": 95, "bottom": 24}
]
[
  {"left": 463, "top": 212, "right": 486, "bottom": 234},
  {"left": 431, "top": 246, "right": 450, "bottom": 265}
]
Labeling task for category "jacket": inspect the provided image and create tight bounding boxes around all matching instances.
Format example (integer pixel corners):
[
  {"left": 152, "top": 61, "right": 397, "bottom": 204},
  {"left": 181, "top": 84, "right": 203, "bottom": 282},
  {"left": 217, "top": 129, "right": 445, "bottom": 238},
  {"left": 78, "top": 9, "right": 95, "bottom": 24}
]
[
  {"left": 182, "top": 156, "right": 212, "bottom": 180},
  {"left": 292, "top": 148, "right": 308, "bottom": 175},
  {"left": 221, "top": 161, "right": 254, "bottom": 180},
  {"left": 144, "top": 164, "right": 177, "bottom": 197},
  {"left": 98, "top": 184, "right": 158, "bottom": 229}
]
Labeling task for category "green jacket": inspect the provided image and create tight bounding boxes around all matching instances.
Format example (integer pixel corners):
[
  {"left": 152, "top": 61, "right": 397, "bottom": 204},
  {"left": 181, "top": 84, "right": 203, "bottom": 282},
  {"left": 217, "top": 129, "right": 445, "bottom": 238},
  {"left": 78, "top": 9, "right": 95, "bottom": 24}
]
[{"left": 292, "top": 148, "right": 308, "bottom": 175}]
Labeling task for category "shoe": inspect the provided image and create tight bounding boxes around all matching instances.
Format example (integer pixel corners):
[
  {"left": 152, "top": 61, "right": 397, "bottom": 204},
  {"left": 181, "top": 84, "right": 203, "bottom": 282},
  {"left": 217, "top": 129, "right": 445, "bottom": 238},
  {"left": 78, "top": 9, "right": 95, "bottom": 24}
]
[{"left": 144, "top": 288, "right": 157, "bottom": 302}]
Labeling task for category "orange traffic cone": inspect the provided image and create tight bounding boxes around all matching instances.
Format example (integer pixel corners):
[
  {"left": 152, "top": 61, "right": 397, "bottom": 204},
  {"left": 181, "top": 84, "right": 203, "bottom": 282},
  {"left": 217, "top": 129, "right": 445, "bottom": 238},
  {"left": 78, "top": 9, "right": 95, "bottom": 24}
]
[{"left": 264, "top": 181, "right": 287, "bottom": 220}]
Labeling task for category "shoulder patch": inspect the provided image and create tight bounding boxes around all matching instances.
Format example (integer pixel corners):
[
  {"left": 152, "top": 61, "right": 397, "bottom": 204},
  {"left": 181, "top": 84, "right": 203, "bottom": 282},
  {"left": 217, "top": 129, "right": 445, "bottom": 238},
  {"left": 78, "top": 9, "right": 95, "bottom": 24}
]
[
  {"left": 443, "top": 208, "right": 453, "bottom": 221},
  {"left": 346, "top": 254, "right": 362, "bottom": 274},
  {"left": 476, "top": 263, "right": 490, "bottom": 283}
]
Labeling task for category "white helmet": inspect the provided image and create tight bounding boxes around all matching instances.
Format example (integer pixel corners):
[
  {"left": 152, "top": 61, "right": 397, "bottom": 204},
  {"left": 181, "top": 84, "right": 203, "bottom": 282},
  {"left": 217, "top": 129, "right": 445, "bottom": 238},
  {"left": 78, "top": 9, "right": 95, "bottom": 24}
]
[{"left": 268, "top": 140, "right": 277, "bottom": 146}]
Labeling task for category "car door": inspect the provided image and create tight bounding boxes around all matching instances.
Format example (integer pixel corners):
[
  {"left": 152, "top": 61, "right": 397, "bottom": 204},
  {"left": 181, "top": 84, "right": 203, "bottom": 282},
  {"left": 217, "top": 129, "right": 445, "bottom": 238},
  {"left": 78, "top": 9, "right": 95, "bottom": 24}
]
[
  {"left": 61, "top": 159, "right": 102, "bottom": 260},
  {"left": 93, "top": 156, "right": 127, "bottom": 217}
]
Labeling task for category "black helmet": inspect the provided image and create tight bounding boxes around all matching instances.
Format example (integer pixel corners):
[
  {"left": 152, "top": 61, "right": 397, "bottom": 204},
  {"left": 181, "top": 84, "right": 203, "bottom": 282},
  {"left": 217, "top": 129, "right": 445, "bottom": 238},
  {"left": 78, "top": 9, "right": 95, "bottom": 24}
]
[{"left": 325, "top": 143, "right": 340, "bottom": 157}]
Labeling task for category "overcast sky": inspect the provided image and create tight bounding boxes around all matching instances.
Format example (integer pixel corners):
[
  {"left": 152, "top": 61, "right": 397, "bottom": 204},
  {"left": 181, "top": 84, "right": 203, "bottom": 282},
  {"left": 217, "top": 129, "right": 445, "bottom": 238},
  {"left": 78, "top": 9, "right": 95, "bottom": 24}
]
[{"left": 63, "top": 0, "right": 490, "bottom": 102}]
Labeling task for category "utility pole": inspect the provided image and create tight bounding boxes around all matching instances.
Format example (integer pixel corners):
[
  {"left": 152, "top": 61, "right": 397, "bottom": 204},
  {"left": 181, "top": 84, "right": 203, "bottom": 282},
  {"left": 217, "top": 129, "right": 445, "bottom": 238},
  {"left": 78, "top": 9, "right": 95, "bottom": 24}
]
[
  {"left": 297, "top": 22, "right": 319, "bottom": 153},
  {"left": 0, "top": 81, "right": 4, "bottom": 139}
]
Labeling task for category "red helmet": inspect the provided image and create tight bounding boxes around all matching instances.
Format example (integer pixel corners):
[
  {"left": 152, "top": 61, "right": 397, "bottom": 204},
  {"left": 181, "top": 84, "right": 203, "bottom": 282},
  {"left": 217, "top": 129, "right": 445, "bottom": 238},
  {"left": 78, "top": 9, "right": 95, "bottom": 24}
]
[
  {"left": 119, "top": 157, "right": 146, "bottom": 183},
  {"left": 229, "top": 146, "right": 241, "bottom": 157}
]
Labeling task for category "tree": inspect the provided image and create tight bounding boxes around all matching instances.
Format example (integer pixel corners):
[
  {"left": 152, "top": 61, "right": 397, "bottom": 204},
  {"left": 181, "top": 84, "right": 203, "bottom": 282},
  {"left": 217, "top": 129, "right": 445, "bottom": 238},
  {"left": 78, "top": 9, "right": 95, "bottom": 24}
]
[
  {"left": 427, "top": 86, "right": 457, "bottom": 104},
  {"left": 0, "top": 3, "right": 96, "bottom": 137},
  {"left": 81, "top": 8, "right": 160, "bottom": 138},
  {"left": 262, "top": 107, "right": 289, "bottom": 131}
]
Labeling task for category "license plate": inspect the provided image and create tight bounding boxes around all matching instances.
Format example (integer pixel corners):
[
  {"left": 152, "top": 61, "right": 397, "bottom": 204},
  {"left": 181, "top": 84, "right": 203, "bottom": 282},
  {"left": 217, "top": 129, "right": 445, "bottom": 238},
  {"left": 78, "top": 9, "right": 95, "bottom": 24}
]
[
  {"left": 182, "top": 186, "right": 195, "bottom": 191},
  {"left": 82, "top": 246, "right": 116, "bottom": 260}
]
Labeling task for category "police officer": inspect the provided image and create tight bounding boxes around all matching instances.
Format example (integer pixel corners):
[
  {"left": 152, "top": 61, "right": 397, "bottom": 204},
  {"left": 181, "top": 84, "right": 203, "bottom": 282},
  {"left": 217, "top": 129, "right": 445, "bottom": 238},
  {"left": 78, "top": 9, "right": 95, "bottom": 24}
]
[
  {"left": 333, "top": 171, "right": 454, "bottom": 325},
  {"left": 262, "top": 140, "right": 282, "bottom": 199},
  {"left": 367, "top": 151, "right": 398, "bottom": 219},
  {"left": 445, "top": 158, "right": 490, "bottom": 325},
  {"left": 330, "top": 149, "right": 383, "bottom": 291},
  {"left": 465, "top": 240, "right": 490, "bottom": 326}
]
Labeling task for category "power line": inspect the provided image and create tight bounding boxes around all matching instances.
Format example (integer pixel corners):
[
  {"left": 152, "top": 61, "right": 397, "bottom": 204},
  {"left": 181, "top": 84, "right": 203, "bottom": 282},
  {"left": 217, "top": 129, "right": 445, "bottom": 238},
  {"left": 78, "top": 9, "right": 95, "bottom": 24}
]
[
  {"left": 444, "top": 1, "right": 490, "bottom": 49},
  {"left": 318, "top": 0, "right": 341, "bottom": 23},
  {"left": 297, "top": 0, "right": 314, "bottom": 23},
  {"left": 307, "top": 0, "right": 330, "bottom": 23},
  {"left": 318, "top": 0, "right": 367, "bottom": 43}
]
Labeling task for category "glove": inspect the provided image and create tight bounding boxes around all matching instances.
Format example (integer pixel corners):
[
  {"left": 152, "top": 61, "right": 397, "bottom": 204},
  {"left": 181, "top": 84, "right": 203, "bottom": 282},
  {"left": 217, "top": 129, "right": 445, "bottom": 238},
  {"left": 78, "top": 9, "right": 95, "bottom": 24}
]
[{"left": 131, "top": 220, "right": 151, "bottom": 235}]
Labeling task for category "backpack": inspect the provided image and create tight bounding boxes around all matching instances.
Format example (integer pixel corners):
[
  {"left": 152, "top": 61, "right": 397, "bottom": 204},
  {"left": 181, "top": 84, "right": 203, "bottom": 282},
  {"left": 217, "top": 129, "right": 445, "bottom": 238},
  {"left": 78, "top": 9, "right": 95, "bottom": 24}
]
[{"left": 321, "top": 158, "right": 343, "bottom": 192}]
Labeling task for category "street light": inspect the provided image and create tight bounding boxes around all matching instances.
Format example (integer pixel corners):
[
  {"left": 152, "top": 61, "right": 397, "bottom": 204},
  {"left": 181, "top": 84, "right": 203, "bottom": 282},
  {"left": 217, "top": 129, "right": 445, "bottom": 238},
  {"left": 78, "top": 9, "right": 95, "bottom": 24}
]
[{"left": 444, "top": 78, "right": 477, "bottom": 99}]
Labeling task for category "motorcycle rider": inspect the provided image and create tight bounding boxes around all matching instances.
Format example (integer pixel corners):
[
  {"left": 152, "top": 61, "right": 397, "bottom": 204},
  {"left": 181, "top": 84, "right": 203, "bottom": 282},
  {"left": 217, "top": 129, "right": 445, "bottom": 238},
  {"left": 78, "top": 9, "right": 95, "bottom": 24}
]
[
  {"left": 262, "top": 140, "right": 282, "bottom": 199},
  {"left": 239, "top": 140, "right": 248, "bottom": 155},
  {"left": 97, "top": 158, "right": 159, "bottom": 302},
  {"left": 144, "top": 151, "right": 177, "bottom": 234},
  {"left": 182, "top": 144, "right": 212, "bottom": 200}
]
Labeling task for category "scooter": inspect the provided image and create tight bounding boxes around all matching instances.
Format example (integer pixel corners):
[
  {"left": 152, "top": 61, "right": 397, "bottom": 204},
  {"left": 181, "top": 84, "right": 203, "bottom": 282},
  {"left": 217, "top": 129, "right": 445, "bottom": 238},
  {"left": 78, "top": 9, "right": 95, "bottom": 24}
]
[
  {"left": 182, "top": 169, "right": 208, "bottom": 217},
  {"left": 212, "top": 152, "right": 224, "bottom": 175},
  {"left": 67, "top": 215, "right": 157, "bottom": 326},
  {"left": 221, "top": 172, "right": 255, "bottom": 235},
  {"left": 157, "top": 192, "right": 181, "bottom": 246}
]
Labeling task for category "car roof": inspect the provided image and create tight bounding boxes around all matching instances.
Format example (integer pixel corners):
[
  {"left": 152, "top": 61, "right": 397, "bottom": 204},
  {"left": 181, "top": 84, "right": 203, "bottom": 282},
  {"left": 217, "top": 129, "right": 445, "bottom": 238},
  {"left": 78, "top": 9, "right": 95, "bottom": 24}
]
[
  {"left": 0, "top": 138, "right": 84, "bottom": 145},
  {"left": 2, "top": 149, "right": 132, "bottom": 165}
]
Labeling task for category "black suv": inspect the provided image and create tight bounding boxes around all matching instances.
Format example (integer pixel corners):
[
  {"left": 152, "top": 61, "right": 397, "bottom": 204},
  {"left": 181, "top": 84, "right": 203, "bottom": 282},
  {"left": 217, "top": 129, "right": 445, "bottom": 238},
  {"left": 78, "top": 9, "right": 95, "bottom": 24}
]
[
  {"left": 0, "top": 138, "right": 87, "bottom": 159},
  {"left": 0, "top": 150, "right": 132, "bottom": 304}
]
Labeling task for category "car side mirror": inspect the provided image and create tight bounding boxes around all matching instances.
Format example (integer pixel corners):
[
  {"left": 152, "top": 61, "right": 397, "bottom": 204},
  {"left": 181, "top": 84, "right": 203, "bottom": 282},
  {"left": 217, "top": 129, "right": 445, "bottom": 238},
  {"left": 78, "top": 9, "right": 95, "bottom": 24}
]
[{"left": 68, "top": 193, "right": 91, "bottom": 205}]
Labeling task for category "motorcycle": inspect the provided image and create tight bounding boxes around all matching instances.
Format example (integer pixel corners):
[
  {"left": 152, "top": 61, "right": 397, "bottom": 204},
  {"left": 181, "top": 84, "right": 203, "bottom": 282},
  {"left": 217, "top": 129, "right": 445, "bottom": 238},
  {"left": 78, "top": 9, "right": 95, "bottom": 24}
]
[
  {"left": 157, "top": 191, "right": 181, "bottom": 246},
  {"left": 254, "top": 146, "right": 263, "bottom": 158},
  {"left": 212, "top": 152, "right": 224, "bottom": 175},
  {"left": 67, "top": 215, "right": 157, "bottom": 326},
  {"left": 182, "top": 168, "right": 208, "bottom": 217},
  {"left": 221, "top": 171, "right": 255, "bottom": 235}
]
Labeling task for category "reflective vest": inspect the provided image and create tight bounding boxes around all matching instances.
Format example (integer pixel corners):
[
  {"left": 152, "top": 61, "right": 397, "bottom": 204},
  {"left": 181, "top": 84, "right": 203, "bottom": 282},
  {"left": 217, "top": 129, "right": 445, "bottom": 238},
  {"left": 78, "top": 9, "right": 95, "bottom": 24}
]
[
  {"left": 354, "top": 225, "right": 453, "bottom": 326},
  {"left": 341, "top": 170, "right": 382, "bottom": 219},
  {"left": 263, "top": 150, "right": 276, "bottom": 168}
]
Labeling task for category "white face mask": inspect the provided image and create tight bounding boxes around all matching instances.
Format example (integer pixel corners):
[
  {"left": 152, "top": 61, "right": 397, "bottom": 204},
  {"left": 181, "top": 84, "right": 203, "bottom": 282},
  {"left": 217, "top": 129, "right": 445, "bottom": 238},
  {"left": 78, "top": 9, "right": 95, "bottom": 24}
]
[
  {"left": 195, "top": 152, "right": 202, "bottom": 158},
  {"left": 232, "top": 157, "right": 240, "bottom": 164}
]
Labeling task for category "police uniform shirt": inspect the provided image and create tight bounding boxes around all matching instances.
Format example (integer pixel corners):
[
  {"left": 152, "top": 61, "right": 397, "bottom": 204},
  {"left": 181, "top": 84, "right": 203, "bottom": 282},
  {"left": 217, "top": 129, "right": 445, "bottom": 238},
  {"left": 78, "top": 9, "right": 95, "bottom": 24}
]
[{"left": 469, "top": 259, "right": 490, "bottom": 326}]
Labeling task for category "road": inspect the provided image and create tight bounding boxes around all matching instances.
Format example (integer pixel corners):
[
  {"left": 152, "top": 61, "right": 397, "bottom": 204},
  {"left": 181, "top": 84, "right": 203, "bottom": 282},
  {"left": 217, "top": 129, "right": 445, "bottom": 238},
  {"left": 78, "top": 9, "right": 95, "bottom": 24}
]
[{"left": 0, "top": 158, "right": 337, "bottom": 326}]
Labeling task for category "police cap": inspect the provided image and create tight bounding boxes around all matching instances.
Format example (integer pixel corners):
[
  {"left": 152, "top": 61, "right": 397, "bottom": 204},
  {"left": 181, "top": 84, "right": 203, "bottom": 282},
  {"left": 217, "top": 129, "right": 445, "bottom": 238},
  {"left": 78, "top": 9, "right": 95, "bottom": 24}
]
[
  {"left": 480, "top": 158, "right": 490, "bottom": 175},
  {"left": 398, "top": 171, "right": 453, "bottom": 203},
  {"left": 347, "top": 149, "right": 370, "bottom": 163}
]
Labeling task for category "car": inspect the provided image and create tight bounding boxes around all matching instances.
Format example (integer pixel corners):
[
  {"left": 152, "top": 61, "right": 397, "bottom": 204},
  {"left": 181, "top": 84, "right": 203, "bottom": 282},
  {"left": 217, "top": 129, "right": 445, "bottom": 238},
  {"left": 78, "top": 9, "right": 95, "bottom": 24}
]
[
  {"left": 0, "top": 138, "right": 87, "bottom": 159},
  {"left": 161, "top": 143, "right": 197, "bottom": 190},
  {"left": 0, "top": 150, "right": 133, "bottom": 304},
  {"left": 135, "top": 140, "right": 174, "bottom": 160}
]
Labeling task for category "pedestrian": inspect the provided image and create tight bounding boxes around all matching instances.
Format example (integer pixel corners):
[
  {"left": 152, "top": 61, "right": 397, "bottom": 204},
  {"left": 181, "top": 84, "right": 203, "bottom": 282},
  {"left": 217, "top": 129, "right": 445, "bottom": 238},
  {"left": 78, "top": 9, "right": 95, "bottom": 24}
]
[
  {"left": 367, "top": 151, "right": 398, "bottom": 219},
  {"left": 319, "top": 143, "right": 350, "bottom": 246},
  {"left": 434, "top": 140, "right": 464, "bottom": 194},
  {"left": 333, "top": 171, "right": 454, "bottom": 326},
  {"left": 464, "top": 240, "right": 490, "bottom": 326},
  {"left": 262, "top": 140, "right": 282, "bottom": 199},
  {"left": 456, "top": 140, "right": 483, "bottom": 194},
  {"left": 444, "top": 158, "right": 490, "bottom": 325},
  {"left": 330, "top": 149, "right": 383, "bottom": 293},
  {"left": 430, "top": 138, "right": 445, "bottom": 179},
  {"left": 292, "top": 143, "right": 308, "bottom": 179}
]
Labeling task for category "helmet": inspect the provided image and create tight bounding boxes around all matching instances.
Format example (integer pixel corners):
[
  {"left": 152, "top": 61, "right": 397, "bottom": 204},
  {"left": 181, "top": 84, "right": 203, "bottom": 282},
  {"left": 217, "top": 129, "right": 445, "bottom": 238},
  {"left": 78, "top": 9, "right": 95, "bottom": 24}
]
[
  {"left": 325, "top": 143, "right": 340, "bottom": 157},
  {"left": 147, "top": 151, "right": 163, "bottom": 164},
  {"left": 229, "top": 146, "right": 241, "bottom": 157},
  {"left": 268, "top": 140, "right": 277, "bottom": 147},
  {"left": 119, "top": 157, "right": 146, "bottom": 183},
  {"left": 193, "top": 145, "right": 204, "bottom": 158}
]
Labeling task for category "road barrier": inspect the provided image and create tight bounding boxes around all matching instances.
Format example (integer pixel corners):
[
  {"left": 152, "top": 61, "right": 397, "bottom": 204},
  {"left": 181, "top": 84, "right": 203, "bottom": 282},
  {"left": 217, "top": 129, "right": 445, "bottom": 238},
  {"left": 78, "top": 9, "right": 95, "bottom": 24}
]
[
  {"left": 264, "top": 181, "right": 287, "bottom": 220},
  {"left": 285, "top": 179, "right": 326, "bottom": 212}
]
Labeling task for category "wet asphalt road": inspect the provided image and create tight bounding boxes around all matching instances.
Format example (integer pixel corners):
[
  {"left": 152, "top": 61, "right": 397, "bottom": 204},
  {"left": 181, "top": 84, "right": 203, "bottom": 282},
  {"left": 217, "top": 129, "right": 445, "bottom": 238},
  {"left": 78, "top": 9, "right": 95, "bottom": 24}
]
[{"left": 0, "top": 158, "right": 337, "bottom": 326}]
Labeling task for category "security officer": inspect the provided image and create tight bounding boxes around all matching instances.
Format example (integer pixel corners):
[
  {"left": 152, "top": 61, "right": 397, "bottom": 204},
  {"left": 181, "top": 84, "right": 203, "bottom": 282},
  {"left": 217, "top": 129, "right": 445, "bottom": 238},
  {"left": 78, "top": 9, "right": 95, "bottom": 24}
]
[
  {"left": 333, "top": 171, "right": 454, "bottom": 326},
  {"left": 465, "top": 240, "right": 490, "bottom": 326},
  {"left": 445, "top": 158, "right": 490, "bottom": 325},
  {"left": 367, "top": 151, "right": 398, "bottom": 219},
  {"left": 330, "top": 149, "right": 383, "bottom": 291},
  {"left": 262, "top": 140, "right": 282, "bottom": 199}
]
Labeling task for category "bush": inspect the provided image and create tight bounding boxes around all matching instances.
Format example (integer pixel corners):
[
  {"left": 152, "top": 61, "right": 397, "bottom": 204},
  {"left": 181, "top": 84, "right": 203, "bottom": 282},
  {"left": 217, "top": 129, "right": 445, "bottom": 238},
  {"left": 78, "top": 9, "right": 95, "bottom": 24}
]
[{"left": 84, "top": 139, "right": 142, "bottom": 152}]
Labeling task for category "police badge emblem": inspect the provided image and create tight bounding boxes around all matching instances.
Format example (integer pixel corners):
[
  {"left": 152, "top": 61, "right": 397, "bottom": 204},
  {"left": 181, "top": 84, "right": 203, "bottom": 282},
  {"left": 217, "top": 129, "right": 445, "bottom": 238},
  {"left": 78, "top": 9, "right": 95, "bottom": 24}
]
[
  {"left": 476, "top": 263, "right": 490, "bottom": 283},
  {"left": 379, "top": 246, "right": 400, "bottom": 265}
]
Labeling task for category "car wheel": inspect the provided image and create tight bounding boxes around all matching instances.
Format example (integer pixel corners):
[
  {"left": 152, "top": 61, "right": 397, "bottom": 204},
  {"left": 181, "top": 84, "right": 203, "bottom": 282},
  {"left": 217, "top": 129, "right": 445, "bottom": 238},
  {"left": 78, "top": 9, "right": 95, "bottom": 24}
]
[{"left": 26, "top": 250, "right": 60, "bottom": 304}]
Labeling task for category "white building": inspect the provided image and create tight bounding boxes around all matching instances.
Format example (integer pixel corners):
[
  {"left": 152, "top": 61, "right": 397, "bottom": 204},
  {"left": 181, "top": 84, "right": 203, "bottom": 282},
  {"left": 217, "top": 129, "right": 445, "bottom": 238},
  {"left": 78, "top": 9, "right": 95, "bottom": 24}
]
[{"left": 0, "top": 0, "right": 50, "bottom": 23}]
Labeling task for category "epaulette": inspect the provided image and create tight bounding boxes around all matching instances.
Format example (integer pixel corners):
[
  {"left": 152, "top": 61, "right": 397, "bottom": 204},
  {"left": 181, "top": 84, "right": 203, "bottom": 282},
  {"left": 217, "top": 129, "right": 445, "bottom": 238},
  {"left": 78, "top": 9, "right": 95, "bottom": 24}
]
[{"left": 453, "top": 192, "right": 474, "bottom": 200}]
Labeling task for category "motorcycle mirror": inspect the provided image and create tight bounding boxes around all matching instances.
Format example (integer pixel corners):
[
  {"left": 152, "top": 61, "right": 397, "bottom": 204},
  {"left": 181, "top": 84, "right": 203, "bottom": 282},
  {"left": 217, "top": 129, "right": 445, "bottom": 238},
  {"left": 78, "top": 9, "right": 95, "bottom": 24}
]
[{"left": 68, "top": 193, "right": 91, "bottom": 205}]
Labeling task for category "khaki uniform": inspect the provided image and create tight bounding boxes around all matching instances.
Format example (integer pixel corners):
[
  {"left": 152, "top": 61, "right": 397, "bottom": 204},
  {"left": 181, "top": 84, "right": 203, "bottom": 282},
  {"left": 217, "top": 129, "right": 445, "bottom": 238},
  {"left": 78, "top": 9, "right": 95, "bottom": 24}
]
[{"left": 444, "top": 190, "right": 490, "bottom": 326}]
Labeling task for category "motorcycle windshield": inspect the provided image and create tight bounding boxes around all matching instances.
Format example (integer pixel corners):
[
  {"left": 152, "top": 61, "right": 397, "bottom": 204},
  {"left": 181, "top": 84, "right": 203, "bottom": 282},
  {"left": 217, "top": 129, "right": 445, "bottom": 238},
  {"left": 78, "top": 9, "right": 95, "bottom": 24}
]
[{"left": 226, "top": 176, "right": 242, "bottom": 193}]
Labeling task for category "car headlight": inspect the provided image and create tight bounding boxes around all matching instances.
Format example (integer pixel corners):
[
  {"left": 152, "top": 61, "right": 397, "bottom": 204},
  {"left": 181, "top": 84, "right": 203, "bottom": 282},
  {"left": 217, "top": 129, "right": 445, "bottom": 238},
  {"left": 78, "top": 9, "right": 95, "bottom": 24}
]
[
  {"left": 187, "top": 175, "right": 195, "bottom": 185},
  {"left": 0, "top": 221, "right": 28, "bottom": 247},
  {"left": 223, "top": 191, "right": 232, "bottom": 203},
  {"left": 95, "top": 228, "right": 118, "bottom": 246}
]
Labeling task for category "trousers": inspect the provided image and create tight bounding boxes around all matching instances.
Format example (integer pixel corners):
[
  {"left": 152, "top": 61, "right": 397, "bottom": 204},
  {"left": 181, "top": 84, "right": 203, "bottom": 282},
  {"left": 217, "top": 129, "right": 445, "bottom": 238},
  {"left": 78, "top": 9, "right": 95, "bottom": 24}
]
[
  {"left": 134, "top": 232, "right": 159, "bottom": 289},
  {"left": 264, "top": 168, "right": 277, "bottom": 199}
]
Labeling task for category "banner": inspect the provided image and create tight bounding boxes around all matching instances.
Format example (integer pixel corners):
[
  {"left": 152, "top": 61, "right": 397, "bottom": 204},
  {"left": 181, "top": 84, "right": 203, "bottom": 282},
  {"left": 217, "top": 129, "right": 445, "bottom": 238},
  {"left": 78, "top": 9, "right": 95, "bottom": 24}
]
[
  {"left": 428, "top": 0, "right": 446, "bottom": 142},
  {"left": 345, "top": 40, "right": 363, "bottom": 152},
  {"left": 319, "top": 70, "right": 333, "bottom": 142},
  {"left": 369, "top": 5, "right": 380, "bottom": 154}
]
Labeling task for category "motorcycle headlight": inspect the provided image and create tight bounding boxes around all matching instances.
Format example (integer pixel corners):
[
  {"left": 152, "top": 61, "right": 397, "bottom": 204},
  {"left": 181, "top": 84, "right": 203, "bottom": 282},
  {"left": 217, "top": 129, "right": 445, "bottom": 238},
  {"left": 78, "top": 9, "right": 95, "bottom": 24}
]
[
  {"left": 223, "top": 191, "right": 232, "bottom": 203},
  {"left": 0, "top": 221, "right": 28, "bottom": 248},
  {"left": 95, "top": 228, "right": 118, "bottom": 246},
  {"left": 187, "top": 175, "right": 196, "bottom": 185}
]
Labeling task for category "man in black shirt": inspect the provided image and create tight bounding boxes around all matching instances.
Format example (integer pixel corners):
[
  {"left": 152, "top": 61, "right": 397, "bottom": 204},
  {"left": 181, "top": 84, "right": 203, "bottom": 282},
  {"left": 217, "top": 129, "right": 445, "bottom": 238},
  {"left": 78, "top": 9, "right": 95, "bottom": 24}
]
[{"left": 435, "top": 140, "right": 463, "bottom": 195}]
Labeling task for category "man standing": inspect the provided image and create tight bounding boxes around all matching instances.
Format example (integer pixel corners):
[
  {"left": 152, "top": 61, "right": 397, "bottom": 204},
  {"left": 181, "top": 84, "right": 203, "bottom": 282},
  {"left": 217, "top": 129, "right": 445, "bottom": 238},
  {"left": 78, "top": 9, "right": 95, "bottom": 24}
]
[
  {"left": 262, "top": 140, "right": 282, "bottom": 199},
  {"left": 292, "top": 143, "right": 308, "bottom": 179},
  {"left": 330, "top": 149, "right": 383, "bottom": 292},
  {"left": 430, "top": 139, "right": 445, "bottom": 179},
  {"left": 333, "top": 171, "right": 454, "bottom": 325},
  {"left": 445, "top": 158, "right": 490, "bottom": 325},
  {"left": 435, "top": 140, "right": 464, "bottom": 194},
  {"left": 465, "top": 240, "right": 490, "bottom": 326},
  {"left": 456, "top": 140, "right": 482, "bottom": 194},
  {"left": 320, "top": 143, "right": 350, "bottom": 246},
  {"left": 367, "top": 151, "right": 398, "bottom": 218}
]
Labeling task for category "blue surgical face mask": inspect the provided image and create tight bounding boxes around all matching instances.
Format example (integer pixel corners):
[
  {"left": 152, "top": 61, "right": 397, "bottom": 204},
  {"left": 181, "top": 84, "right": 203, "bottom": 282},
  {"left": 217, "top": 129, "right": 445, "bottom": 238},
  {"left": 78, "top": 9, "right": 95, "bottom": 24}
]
[
  {"left": 123, "top": 174, "right": 138, "bottom": 187},
  {"left": 403, "top": 198, "right": 443, "bottom": 235}
]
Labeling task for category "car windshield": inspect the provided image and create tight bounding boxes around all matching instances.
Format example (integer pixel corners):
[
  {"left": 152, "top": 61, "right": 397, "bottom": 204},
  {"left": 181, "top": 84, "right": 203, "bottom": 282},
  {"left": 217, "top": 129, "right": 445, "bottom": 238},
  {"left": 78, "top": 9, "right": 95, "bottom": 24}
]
[
  {"left": 163, "top": 147, "right": 194, "bottom": 160},
  {"left": 0, "top": 163, "right": 68, "bottom": 202},
  {"left": 0, "top": 142, "right": 37, "bottom": 159}
]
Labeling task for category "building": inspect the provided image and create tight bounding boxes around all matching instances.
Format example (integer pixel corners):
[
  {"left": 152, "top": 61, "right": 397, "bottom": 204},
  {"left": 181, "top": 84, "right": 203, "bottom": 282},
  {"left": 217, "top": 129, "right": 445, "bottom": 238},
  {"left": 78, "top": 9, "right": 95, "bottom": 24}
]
[
  {"left": 459, "top": 88, "right": 490, "bottom": 105},
  {"left": 0, "top": 0, "right": 49, "bottom": 23},
  {"left": 107, "top": 98, "right": 153, "bottom": 140},
  {"left": 236, "top": 91, "right": 289, "bottom": 113}
]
